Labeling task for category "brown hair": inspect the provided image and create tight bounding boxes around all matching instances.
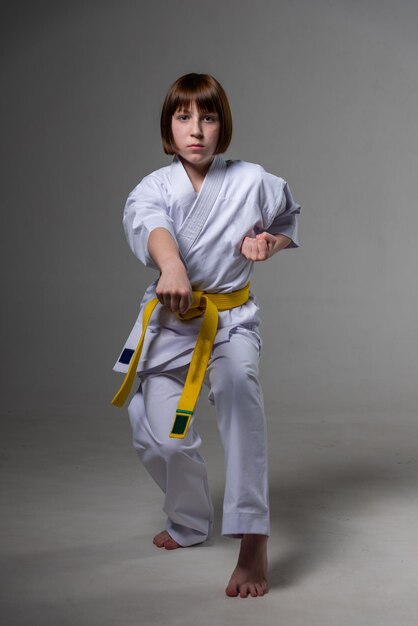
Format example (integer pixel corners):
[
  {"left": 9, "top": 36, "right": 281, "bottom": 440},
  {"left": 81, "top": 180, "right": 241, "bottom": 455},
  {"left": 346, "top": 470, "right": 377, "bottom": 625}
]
[{"left": 160, "top": 73, "right": 233, "bottom": 155}]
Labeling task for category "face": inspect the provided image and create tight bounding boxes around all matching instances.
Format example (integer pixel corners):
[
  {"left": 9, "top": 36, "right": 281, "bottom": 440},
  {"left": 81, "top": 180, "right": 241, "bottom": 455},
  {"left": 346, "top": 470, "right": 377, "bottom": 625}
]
[{"left": 171, "top": 101, "right": 220, "bottom": 171}]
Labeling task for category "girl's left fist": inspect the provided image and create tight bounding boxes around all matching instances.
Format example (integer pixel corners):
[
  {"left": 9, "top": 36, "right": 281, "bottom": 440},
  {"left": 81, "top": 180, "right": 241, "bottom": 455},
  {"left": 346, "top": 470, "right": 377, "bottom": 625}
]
[{"left": 240, "top": 232, "right": 278, "bottom": 261}]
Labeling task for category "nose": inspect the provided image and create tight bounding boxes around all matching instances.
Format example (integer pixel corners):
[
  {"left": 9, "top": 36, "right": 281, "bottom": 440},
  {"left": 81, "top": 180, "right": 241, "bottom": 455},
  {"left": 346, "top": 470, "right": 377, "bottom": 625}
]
[{"left": 191, "top": 117, "right": 203, "bottom": 137}]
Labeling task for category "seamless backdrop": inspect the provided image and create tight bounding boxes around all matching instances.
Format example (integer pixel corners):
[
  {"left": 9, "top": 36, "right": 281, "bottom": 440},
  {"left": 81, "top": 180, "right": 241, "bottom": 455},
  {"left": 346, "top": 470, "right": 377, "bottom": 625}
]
[{"left": 1, "top": 0, "right": 418, "bottom": 416}]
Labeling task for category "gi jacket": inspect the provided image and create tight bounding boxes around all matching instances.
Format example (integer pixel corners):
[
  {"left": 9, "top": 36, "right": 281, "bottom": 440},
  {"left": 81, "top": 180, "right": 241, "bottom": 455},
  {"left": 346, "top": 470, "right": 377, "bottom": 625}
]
[{"left": 114, "top": 155, "right": 300, "bottom": 374}]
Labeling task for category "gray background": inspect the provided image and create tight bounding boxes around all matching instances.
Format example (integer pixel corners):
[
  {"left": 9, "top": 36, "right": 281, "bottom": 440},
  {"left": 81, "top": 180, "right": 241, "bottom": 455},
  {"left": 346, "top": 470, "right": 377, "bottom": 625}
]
[
  {"left": 1, "top": 1, "right": 418, "bottom": 625},
  {"left": 2, "top": 0, "right": 417, "bottom": 414}
]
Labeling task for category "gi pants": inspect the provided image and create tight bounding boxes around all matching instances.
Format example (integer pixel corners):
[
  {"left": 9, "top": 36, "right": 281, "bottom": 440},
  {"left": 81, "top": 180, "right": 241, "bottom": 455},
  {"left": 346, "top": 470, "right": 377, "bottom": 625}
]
[{"left": 128, "top": 327, "right": 270, "bottom": 547}]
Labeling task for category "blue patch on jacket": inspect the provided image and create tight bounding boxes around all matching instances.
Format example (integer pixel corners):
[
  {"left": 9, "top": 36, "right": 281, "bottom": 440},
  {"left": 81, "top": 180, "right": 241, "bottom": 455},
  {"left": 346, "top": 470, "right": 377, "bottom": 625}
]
[{"left": 119, "top": 348, "right": 134, "bottom": 364}]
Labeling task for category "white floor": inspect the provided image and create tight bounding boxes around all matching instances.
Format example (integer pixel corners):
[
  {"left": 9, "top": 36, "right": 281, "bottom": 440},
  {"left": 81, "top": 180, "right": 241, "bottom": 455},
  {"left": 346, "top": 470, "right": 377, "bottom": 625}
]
[{"left": 1, "top": 405, "right": 417, "bottom": 626}]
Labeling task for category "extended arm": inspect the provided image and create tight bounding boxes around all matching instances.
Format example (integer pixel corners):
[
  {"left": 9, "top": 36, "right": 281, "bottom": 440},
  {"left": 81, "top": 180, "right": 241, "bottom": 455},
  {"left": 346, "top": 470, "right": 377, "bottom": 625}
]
[
  {"left": 148, "top": 227, "right": 192, "bottom": 314},
  {"left": 240, "top": 232, "right": 292, "bottom": 261}
]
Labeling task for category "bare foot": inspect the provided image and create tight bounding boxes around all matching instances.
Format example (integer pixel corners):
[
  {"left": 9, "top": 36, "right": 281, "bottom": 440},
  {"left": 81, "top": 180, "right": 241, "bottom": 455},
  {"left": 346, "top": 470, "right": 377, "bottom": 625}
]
[
  {"left": 153, "top": 530, "right": 181, "bottom": 550},
  {"left": 225, "top": 534, "right": 268, "bottom": 598}
]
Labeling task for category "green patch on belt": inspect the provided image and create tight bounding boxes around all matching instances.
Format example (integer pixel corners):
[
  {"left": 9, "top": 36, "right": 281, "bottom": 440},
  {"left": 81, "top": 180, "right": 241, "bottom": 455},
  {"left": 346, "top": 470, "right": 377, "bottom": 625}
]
[{"left": 170, "top": 409, "right": 193, "bottom": 437}]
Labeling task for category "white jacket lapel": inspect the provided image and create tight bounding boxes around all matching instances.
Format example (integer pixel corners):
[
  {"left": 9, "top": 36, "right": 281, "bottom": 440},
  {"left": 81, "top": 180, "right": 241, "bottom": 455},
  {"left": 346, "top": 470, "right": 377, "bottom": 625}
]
[{"left": 172, "top": 155, "right": 226, "bottom": 259}]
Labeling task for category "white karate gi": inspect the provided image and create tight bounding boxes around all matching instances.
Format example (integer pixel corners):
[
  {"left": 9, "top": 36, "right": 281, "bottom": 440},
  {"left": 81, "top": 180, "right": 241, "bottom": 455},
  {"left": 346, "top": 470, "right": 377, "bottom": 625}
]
[{"left": 114, "top": 155, "right": 300, "bottom": 546}]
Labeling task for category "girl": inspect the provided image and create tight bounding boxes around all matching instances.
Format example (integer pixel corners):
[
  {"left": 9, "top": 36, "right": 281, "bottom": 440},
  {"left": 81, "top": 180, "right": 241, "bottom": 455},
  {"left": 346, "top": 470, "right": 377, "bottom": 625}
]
[{"left": 113, "top": 73, "right": 301, "bottom": 597}]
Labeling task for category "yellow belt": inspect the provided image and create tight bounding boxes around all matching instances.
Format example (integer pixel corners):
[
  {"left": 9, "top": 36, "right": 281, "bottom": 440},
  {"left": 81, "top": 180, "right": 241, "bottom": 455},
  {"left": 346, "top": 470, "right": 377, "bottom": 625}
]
[{"left": 112, "top": 282, "right": 250, "bottom": 438}]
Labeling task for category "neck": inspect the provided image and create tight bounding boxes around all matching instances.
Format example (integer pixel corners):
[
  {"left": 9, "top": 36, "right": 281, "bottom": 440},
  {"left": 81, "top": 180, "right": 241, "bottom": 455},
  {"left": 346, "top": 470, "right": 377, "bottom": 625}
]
[{"left": 178, "top": 156, "right": 215, "bottom": 192}]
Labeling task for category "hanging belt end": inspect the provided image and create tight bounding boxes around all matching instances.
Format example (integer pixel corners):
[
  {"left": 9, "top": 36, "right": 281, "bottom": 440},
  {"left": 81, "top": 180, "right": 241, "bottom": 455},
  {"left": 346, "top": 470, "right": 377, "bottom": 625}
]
[
  {"left": 111, "top": 391, "right": 126, "bottom": 408},
  {"left": 170, "top": 409, "right": 193, "bottom": 438}
]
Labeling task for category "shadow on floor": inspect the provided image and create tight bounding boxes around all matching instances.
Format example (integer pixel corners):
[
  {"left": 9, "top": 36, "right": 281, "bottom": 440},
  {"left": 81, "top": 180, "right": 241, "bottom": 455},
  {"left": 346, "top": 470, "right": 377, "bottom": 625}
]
[{"left": 267, "top": 456, "right": 416, "bottom": 588}]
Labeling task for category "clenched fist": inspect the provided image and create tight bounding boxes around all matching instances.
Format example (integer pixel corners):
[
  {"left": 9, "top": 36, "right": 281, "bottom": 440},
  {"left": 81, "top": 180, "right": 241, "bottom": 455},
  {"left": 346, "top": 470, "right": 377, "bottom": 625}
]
[
  {"left": 240, "top": 232, "right": 291, "bottom": 261},
  {"left": 155, "top": 259, "right": 192, "bottom": 314}
]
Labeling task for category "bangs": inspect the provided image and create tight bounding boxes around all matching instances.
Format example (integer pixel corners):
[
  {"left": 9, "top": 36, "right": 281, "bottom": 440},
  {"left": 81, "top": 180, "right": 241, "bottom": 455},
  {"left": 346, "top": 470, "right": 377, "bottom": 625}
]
[{"left": 170, "top": 93, "right": 219, "bottom": 116}]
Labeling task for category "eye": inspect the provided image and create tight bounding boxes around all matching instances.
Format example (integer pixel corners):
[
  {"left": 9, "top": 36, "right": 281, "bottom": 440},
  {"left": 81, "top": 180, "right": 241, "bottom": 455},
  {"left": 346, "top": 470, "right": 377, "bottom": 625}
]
[
  {"left": 176, "top": 114, "right": 189, "bottom": 121},
  {"left": 203, "top": 115, "right": 217, "bottom": 123}
]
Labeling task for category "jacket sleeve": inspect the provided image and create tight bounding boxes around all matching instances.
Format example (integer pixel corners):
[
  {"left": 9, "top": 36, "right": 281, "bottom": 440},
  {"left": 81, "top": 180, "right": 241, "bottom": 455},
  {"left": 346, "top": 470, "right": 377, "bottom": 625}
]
[
  {"left": 122, "top": 174, "right": 178, "bottom": 268},
  {"left": 258, "top": 170, "right": 301, "bottom": 248}
]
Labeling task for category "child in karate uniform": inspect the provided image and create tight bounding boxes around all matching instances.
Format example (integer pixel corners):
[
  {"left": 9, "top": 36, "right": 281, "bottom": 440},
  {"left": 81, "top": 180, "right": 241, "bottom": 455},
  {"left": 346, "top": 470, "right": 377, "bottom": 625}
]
[{"left": 113, "top": 73, "right": 301, "bottom": 597}]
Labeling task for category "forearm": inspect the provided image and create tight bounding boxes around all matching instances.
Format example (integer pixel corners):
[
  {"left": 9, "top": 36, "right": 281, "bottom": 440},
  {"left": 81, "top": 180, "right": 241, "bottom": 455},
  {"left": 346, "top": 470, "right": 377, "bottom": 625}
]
[
  {"left": 147, "top": 227, "right": 192, "bottom": 314},
  {"left": 271, "top": 233, "right": 292, "bottom": 255},
  {"left": 147, "top": 227, "right": 184, "bottom": 271}
]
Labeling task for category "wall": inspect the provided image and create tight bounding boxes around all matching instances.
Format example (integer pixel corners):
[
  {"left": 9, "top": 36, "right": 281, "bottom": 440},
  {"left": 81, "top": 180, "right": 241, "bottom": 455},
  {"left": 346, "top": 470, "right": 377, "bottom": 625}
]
[{"left": 1, "top": 0, "right": 417, "bottom": 414}]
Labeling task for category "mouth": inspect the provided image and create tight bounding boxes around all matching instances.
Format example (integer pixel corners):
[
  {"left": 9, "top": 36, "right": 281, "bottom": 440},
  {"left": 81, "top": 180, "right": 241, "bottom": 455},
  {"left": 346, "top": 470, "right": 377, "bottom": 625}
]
[{"left": 188, "top": 144, "right": 205, "bottom": 148}]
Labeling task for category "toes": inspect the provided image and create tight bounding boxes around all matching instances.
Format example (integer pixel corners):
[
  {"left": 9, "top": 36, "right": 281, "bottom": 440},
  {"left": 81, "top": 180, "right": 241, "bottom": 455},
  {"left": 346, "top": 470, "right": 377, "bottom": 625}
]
[
  {"left": 225, "top": 582, "right": 239, "bottom": 597},
  {"left": 227, "top": 580, "right": 268, "bottom": 598},
  {"left": 153, "top": 531, "right": 180, "bottom": 549},
  {"left": 153, "top": 531, "right": 167, "bottom": 547},
  {"left": 242, "top": 583, "right": 267, "bottom": 598},
  {"left": 164, "top": 538, "right": 180, "bottom": 550},
  {"left": 255, "top": 583, "right": 264, "bottom": 596}
]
